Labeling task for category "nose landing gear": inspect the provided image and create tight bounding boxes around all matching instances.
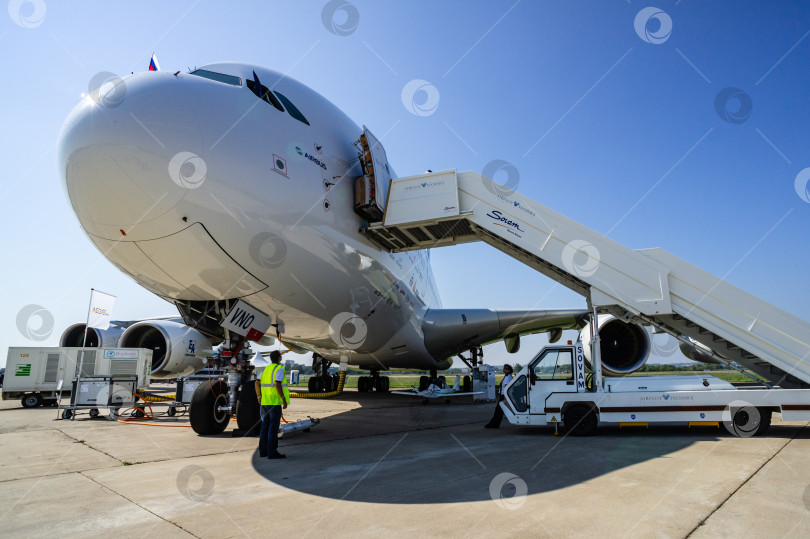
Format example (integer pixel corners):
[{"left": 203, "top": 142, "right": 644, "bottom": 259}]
[{"left": 189, "top": 338, "right": 255, "bottom": 436}]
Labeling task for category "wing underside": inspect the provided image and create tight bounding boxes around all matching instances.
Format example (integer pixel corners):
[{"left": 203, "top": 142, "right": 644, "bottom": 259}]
[{"left": 422, "top": 308, "right": 588, "bottom": 360}]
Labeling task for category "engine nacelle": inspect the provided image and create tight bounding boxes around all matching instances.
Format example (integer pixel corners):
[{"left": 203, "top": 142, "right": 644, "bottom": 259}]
[
  {"left": 579, "top": 315, "right": 651, "bottom": 376},
  {"left": 119, "top": 320, "right": 213, "bottom": 378},
  {"left": 60, "top": 322, "right": 126, "bottom": 348}
]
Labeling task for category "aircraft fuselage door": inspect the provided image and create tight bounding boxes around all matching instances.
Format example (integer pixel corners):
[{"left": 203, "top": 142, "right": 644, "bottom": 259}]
[{"left": 354, "top": 126, "right": 395, "bottom": 221}]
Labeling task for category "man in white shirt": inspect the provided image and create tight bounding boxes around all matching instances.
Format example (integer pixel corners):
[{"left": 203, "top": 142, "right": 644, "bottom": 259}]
[{"left": 485, "top": 364, "right": 514, "bottom": 429}]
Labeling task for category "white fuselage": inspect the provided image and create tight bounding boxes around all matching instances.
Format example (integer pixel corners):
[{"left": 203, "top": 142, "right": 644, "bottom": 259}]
[{"left": 59, "top": 63, "right": 447, "bottom": 370}]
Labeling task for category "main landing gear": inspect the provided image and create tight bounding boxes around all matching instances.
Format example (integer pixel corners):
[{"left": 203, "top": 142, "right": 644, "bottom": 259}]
[
  {"left": 357, "top": 369, "right": 390, "bottom": 393},
  {"left": 308, "top": 354, "right": 341, "bottom": 393}
]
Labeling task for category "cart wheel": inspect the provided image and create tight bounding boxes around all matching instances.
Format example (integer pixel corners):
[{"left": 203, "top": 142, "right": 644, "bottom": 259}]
[
  {"left": 62, "top": 409, "right": 73, "bottom": 420},
  {"left": 133, "top": 408, "right": 145, "bottom": 418},
  {"left": 167, "top": 406, "right": 177, "bottom": 417},
  {"left": 89, "top": 408, "right": 100, "bottom": 419}
]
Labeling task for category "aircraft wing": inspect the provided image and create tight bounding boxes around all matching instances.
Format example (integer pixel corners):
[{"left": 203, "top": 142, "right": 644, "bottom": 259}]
[
  {"left": 422, "top": 308, "right": 588, "bottom": 360},
  {"left": 390, "top": 389, "right": 421, "bottom": 396}
]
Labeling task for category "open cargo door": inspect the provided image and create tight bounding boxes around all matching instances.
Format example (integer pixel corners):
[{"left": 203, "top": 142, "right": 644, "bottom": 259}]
[{"left": 354, "top": 126, "right": 394, "bottom": 222}]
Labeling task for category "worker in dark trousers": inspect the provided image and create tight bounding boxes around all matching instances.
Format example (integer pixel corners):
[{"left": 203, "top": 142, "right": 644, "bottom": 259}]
[
  {"left": 255, "top": 350, "right": 289, "bottom": 459},
  {"left": 485, "top": 364, "right": 514, "bottom": 429}
]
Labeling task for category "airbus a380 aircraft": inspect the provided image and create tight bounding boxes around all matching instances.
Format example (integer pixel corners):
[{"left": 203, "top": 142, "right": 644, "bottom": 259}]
[{"left": 58, "top": 63, "right": 648, "bottom": 433}]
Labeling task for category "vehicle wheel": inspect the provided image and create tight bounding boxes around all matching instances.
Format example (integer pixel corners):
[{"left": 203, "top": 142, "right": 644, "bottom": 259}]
[
  {"left": 724, "top": 406, "right": 767, "bottom": 437},
  {"left": 314, "top": 377, "right": 325, "bottom": 392},
  {"left": 89, "top": 408, "right": 99, "bottom": 418},
  {"left": 565, "top": 405, "right": 598, "bottom": 436},
  {"left": 133, "top": 408, "right": 145, "bottom": 418},
  {"left": 189, "top": 381, "right": 231, "bottom": 435},
  {"left": 463, "top": 376, "right": 472, "bottom": 393},
  {"left": 62, "top": 409, "right": 73, "bottom": 419},
  {"left": 21, "top": 393, "right": 42, "bottom": 408},
  {"left": 167, "top": 406, "right": 177, "bottom": 417},
  {"left": 308, "top": 377, "right": 317, "bottom": 392},
  {"left": 756, "top": 408, "right": 772, "bottom": 435},
  {"left": 419, "top": 376, "right": 430, "bottom": 391},
  {"left": 324, "top": 376, "right": 334, "bottom": 392},
  {"left": 383, "top": 376, "right": 390, "bottom": 392},
  {"left": 236, "top": 383, "right": 260, "bottom": 435}
]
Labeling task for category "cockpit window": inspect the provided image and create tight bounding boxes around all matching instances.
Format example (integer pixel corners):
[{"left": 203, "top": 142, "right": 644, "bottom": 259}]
[
  {"left": 189, "top": 69, "right": 242, "bottom": 86},
  {"left": 273, "top": 91, "right": 310, "bottom": 126},
  {"left": 246, "top": 79, "right": 284, "bottom": 112}
]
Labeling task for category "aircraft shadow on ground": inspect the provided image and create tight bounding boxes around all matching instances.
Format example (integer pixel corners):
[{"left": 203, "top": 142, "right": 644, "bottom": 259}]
[{"left": 247, "top": 393, "right": 802, "bottom": 505}]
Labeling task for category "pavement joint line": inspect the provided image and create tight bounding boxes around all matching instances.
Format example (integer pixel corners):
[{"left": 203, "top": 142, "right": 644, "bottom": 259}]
[
  {"left": 55, "top": 427, "right": 127, "bottom": 465},
  {"left": 80, "top": 471, "right": 200, "bottom": 538},
  {"left": 684, "top": 422, "right": 809, "bottom": 538}
]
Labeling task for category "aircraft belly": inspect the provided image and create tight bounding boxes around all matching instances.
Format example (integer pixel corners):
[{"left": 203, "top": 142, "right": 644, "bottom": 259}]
[{"left": 88, "top": 223, "right": 267, "bottom": 301}]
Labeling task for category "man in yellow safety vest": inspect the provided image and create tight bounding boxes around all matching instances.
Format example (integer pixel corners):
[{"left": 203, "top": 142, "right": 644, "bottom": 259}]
[{"left": 254, "top": 350, "right": 289, "bottom": 459}]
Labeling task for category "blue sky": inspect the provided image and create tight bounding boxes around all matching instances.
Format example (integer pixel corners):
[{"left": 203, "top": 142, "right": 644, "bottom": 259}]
[{"left": 1, "top": 1, "right": 809, "bottom": 369}]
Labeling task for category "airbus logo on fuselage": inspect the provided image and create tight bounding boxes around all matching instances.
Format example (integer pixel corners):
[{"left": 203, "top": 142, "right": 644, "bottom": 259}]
[{"left": 295, "top": 146, "right": 327, "bottom": 170}]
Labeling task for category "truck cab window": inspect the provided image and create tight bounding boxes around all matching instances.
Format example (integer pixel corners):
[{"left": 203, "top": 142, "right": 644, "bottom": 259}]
[{"left": 533, "top": 349, "right": 574, "bottom": 380}]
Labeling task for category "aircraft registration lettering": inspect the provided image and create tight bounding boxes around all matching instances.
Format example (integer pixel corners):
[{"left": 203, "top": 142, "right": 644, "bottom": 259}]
[{"left": 221, "top": 300, "right": 273, "bottom": 342}]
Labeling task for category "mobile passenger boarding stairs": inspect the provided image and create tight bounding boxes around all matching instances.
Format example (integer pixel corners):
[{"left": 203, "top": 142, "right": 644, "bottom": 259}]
[{"left": 358, "top": 169, "right": 810, "bottom": 389}]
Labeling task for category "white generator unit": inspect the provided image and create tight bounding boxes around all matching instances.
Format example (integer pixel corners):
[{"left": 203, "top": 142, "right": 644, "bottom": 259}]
[
  {"left": 71, "top": 375, "right": 138, "bottom": 407},
  {"left": 472, "top": 365, "right": 496, "bottom": 402},
  {"left": 175, "top": 374, "right": 214, "bottom": 404},
  {"left": 3, "top": 347, "right": 152, "bottom": 408}
]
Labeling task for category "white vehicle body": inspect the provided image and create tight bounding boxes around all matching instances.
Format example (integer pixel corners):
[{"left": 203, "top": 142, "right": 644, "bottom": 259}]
[
  {"left": 500, "top": 342, "right": 810, "bottom": 435},
  {"left": 3, "top": 347, "right": 152, "bottom": 406}
]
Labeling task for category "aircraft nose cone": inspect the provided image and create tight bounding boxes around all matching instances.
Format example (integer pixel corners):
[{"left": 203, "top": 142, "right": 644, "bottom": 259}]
[{"left": 59, "top": 72, "right": 203, "bottom": 240}]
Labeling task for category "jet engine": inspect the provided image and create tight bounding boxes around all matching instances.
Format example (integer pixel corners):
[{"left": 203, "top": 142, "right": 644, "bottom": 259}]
[
  {"left": 119, "top": 320, "right": 213, "bottom": 378},
  {"left": 579, "top": 315, "right": 651, "bottom": 376},
  {"left": 60, "top": 322, "right": 126, "bottom": 348}
]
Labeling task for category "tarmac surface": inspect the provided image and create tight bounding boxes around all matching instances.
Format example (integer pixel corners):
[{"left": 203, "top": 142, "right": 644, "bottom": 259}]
[{"left": 0, "top": 388, "right": 808, "bottom": 538}]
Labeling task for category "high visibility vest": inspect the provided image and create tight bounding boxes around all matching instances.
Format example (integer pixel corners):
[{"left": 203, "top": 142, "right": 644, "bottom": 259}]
[{"left": 260, "top": 364, "right": 289, "bottom": 405}]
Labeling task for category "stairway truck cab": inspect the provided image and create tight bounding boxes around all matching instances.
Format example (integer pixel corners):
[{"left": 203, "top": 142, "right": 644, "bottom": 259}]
[{"left": 500, "top": 341, "right": 810, "bottom": 436}]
